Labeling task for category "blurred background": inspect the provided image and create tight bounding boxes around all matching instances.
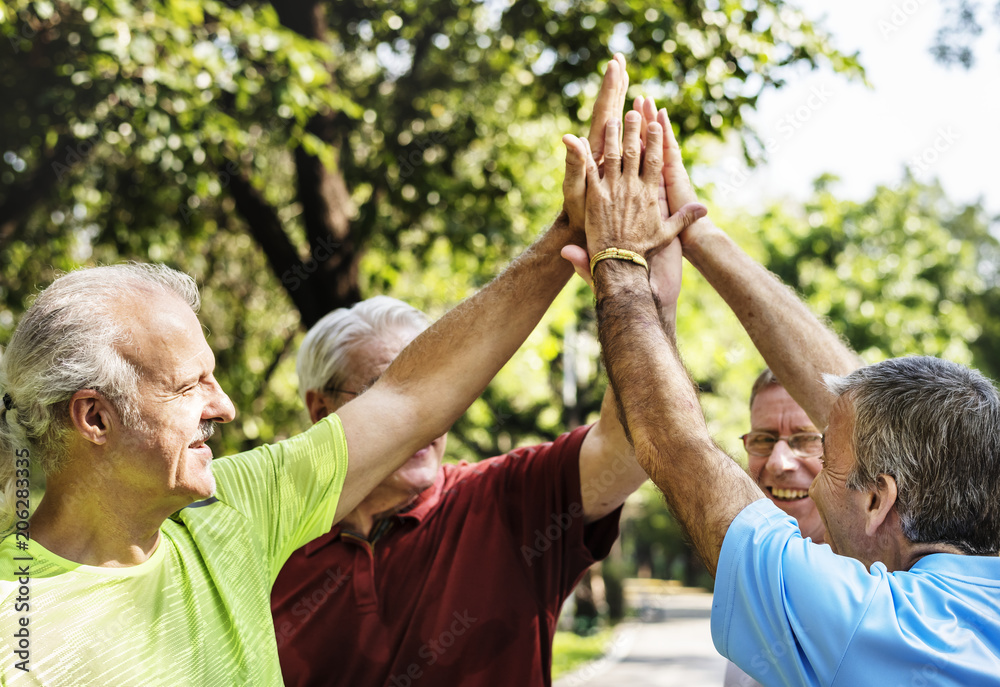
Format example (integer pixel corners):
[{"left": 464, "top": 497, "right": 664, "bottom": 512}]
[{"left": 2, "top": 0, "right": 999, "bottom": 662}]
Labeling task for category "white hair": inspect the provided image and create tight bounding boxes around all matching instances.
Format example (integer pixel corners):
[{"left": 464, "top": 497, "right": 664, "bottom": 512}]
[
  {"left": 0, "top": 263, "right": 200, "bottom": 532},
  {"left": 296, "top": 296, "right": 429, "bottom": 402}
]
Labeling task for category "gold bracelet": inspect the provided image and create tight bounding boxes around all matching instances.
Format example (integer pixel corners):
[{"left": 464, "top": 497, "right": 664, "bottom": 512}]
[{"left": 590, "top": 247, "right": 649, "bottom": 275}]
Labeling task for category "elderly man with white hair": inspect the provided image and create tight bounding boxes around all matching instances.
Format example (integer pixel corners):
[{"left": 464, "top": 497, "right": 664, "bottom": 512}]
[{"left": 271, "top": 291, "right": 654, "bottom": 686}]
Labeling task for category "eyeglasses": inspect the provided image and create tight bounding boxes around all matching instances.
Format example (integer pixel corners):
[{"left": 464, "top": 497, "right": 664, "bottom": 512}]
[{"left": 740, "top": 431, "right": 824, "bottom": 458}]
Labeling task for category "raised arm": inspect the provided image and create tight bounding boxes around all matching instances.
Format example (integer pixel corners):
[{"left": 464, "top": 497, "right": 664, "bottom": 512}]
[
  {"left": 562, "top": 109, "right": 687, "bottom": 522},
  {"left": 330, "top": 57, "right": 630, "bottom": 525},
  {"left": 574, "top": 236, "right": 684, "bottom": 522},
  {"left": 648, "top": 105, "right": 861, "bottom": 428},
  {"left": 584, "top": 112, "right": 762, "bottom": 575}
]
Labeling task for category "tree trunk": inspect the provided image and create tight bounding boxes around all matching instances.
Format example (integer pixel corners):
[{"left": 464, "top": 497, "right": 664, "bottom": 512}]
[{"left": 264, "top": 0, "right": 361, "bottom": 327}]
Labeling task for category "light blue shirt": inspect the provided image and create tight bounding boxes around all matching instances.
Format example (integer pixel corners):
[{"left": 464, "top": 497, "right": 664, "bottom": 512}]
[{"left": 712, "top": 499, "right": 1000, "bottom": 686}]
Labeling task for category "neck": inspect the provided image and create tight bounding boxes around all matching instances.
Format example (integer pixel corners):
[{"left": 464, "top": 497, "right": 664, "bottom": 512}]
[
  {"left": 29, "top": 463, "right": 187, "bottom": 567},
  {"left": 895, "top": 541, "right": 966, "bottom": 571},
  {"left": 338, "top": 488, "right": 422, "bottom": 539}
]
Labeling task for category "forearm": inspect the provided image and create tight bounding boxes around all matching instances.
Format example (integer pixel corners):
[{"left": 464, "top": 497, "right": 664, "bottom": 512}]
[
  {"left": 578, "top": 382, "right": 648, "bottom": 523},
  {"left": 594, "top": 260, "right": 762, "bottom": 575},
  {"left": 334, "top": 214, "right": 576, "bottom": 520},
  {"left": 385, "top": 213, "right": 575, "bottom": 427},
  {"left": 683, "top": 223, "right": 862, "bottom": 428},
  {"left": 578, "top": 259, "right": 678, "bottom": 521}
]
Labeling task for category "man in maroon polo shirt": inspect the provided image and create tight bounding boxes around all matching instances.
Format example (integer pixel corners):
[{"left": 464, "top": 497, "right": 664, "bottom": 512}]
[
  {"left": 272, "top": 293, "right": 630, "bottom": 683},
  {"left": 269, "top": 57, "right": 698, "bottom": 686},
  {"left": 272, "top": 290, "right": 656, "bottom": 686}
]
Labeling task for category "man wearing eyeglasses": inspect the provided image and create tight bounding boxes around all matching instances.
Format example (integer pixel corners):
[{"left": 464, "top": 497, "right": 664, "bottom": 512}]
[
  {"left": 726, "top": 369, "right": 827, "bottom": 687},
  {"left": 740, "top": 369, "right": 825, "bottom": 545}
]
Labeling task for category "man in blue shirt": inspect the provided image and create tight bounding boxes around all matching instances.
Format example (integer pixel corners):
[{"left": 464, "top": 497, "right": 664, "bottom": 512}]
[{"left": 561, "top": 100, "right": 1000, "bottom": 685}]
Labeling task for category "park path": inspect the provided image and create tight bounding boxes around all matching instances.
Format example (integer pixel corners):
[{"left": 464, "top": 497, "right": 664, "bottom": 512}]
[{"left": 555, "top": 593, "right": 726, "bottom": 687}]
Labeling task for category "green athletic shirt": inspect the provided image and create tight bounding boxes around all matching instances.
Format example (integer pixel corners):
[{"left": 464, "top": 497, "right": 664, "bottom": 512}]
[{"left": 0, "top": 413, "right": 349, "bottom": 686}]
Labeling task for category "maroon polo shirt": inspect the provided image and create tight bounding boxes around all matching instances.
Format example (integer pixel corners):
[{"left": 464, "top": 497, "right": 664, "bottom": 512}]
[{"left": 270, "top": 425, "right": 622, "bottom": 687}]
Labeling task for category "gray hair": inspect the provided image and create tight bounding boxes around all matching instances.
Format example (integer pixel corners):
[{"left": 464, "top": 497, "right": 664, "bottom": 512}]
[
  {"left": 749, "top": 368, "right": 782, "bottom": 411},
  {"left": 296, "top": 296, "right": 429, "bottom": 402},
  {"left": 824, "top": 356, "right": 1000, "bottom": 555},
  {"left": 0, "top": 263, "right": 200, "bottom": 532}
]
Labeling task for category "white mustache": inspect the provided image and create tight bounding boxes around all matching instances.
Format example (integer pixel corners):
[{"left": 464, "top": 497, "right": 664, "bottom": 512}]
[{"left": 193, "top": 421, "right": 216, "bottom": 444}]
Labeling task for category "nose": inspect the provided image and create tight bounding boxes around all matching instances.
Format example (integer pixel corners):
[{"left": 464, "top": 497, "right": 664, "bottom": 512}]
[
  {"left": 204, "top": 377, "right": 237, "bottom": 423},
  {"left": 765, "top": 439, "right": 798, "bottom": 475}
]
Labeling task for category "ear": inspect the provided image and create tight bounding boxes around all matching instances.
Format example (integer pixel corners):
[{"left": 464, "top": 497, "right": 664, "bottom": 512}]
[
  {"left": 305, "top": 389, "right": 333, "bottom": 424},
  {"left": 68, "top": 389, "right": 116, "bottom": 446},
  {"left": 863, "top": 473, "right": 898, "bottom": 537}
]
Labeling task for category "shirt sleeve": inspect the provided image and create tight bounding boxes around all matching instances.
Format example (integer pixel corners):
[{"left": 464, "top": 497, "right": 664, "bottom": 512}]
[
  {"left": 711, "top": 499, "right": 886, "bottom": 687},
  {"left": 494, "top": 425, "right": 623, "bottom": 610},
  {"left": 210, "top": 413, "right": 349, "bottom": 583}
]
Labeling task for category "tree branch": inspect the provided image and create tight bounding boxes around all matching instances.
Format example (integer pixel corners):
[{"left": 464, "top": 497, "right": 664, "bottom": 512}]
[{"left": 0, "top": 135, "right": 77, "bottom": 250}]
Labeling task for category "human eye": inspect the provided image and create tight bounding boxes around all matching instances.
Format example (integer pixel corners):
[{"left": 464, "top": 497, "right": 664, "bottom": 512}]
[{"left": 747, "top": 433, "right": 777, "bottom": 450}]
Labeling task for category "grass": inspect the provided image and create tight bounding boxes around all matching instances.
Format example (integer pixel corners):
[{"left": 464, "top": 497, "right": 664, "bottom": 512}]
[{"left": 551, "top": 627, "right": 615, "bottom": 680}]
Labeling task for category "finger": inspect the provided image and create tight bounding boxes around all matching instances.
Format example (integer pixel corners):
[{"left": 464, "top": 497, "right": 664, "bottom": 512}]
[
  {"left": 659, "top": 108, "right": 700, "bottom": 208},
  {"left": 603, "top": 119, "right": 622, "bottom": 184},
  {"left": 614, "top": 54, "right": 628, "bottom": 155},
  {"left": 643, "top": 96, "right": 657, "bottom": 146},
  {"left": 643, "top": 96, "right": 657, "bottom": 121},
  {"left": 622, "top": 111, "right": 643, "bottom": 178},
  {"left": 562, "top": 134, "right": 587, "bottom": 226},
  {"left": 662, "top": 202, "right": 708, "bottom": 243},
  {"left": 634, "top": 96, "right": 648, "bottom": 147},
  {"left": 584, "top": 133, "right": 602, "bottom": 190},
  {"left": 616, "top": 53, "right": 629, "bottom": 114},
  {"left": 560, "top": 244, "right": 595, "bottom": 289},
  {"left": 588, "top": 58, "right": 620, "bottom": 162},
  {"left": 642, "top": 120, "right": 663, "bottom": 188},
  {"left": 658, "top": 175, "right": 669, "bottom": 222}
]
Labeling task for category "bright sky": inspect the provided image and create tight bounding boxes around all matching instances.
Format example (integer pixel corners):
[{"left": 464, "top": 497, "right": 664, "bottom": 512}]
[{"left": 696, "top": 0, "right": 1000, "bottom": 219}]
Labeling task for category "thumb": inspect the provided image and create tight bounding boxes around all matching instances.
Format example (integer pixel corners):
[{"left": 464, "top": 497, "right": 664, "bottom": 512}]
[
  {"left": 663, "top": 203, "right": 709, "bottom": 242},
  {"left": 560, "top": 244, "right": 594, "bottom": 289}
]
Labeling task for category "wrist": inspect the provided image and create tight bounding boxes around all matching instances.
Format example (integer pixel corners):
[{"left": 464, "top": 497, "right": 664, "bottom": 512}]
[
  {"left": 679, "top": 219, "right": 725, "bottom": 270},
  {"left": 592, "top": 256, "right": 651, "bottom": 290}
]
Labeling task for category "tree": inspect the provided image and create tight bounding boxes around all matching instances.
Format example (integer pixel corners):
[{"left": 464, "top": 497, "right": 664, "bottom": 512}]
[
  {"left": 931, "top": 0, "right": 1000, "bottom": 68},
  {"left": 1, "top": 0, "right": 862, "bottom": 457}
]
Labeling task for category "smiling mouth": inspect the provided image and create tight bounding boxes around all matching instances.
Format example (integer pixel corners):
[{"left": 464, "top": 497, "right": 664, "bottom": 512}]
[
  {"left": 768, "top": 487, "right": 810, "bottom": 501},
  {"left": 188, "top": 440, "right": 212, "bottom": 456}
]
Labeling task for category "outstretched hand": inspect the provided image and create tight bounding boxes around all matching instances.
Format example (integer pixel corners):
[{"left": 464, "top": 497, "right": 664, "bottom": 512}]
[
  {"left": 571, "top": 111, "right": 706, "bottom": 261},
  {"left": 561, "top": 112, "right": 689, "bottom": 323}
]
